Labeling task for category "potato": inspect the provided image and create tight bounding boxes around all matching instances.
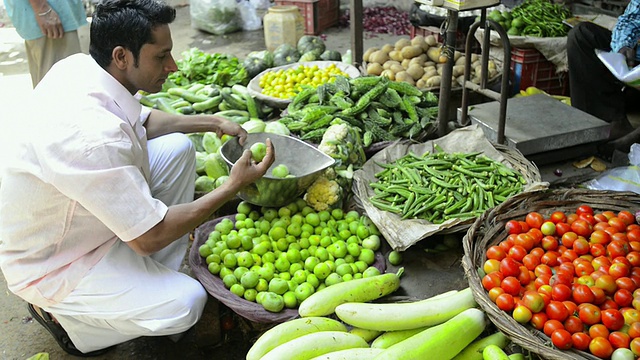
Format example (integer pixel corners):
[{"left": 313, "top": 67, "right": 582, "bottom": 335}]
[
  {"left": 400, "top": 45, "right": 423, "bottom": 59},
  {"left": 471, "top": 53, "right": 481, "bottom": 62},
  {"left": 401, "top": 58, "right": 411, "bottom": 69},
  {"left": 422, "top": 68, "right": 438, "bottom": 79},
  {"left": 383, "top": 60, "right": 400, "bottom": 70},
  {"left": 488, "top": 68, "right": 498, "bottom": 79},
  {"left": 389, "top": 50, "right": 403, "bottom": 62},
  {"left": 416, "top": 79, "right": 427, "bottom": 89},
  {"left": 424, "top": 61, "right": 435, "bottom": 67},
  {"left": 395, "top": 38, "right": 412, "bottom": 50},
  {"left": 381, "top": 44, "right": 395, "bottom": 54},
  {"left": 411, "top": 35, "right": 425, "bottom": 47},
  {"left": 453, "top": 51, "right": 462, "bottom": 62},
  {"left": 395, "top": 71, "right": 415, "bottom": 85},
  {"left": 381, "top": 69, "right": 395, "bottom": 81},
  {"left": 425, "top": 34, "right": 438, "bottom": 46},
  {"left": 426, "top": 75, "right": 442, "bottom": 87},
  {"left": 452, "top": 65, "right": 465, "bottom": 77},
  {"left": 406, "top": 63, "right": 425, "bottom": 81},
  {"left": 363, "top": 47, "right": 379, "bottom": 63},
  {"left": 369, "top": 50, "right": 389, "bottom": 64},
  {"left": 427, "top": 47, "right": 443, "bottom": 63},
  {"left": 455, "top": 55, "right": 466, "bottom": 66},
  {"left": 488, "top": 60, "right": 497, "bottom": 70},
  {"left": 390, "top": 63, "right": 405, "bottom": 74},
  {"left": 366, "top": 62, "right": 383, "bottom": 76}
]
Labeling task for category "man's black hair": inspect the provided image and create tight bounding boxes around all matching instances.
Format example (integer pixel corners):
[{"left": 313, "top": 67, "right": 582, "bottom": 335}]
[{"left": 89, "top": 0, "right": 176, "bottom": 68}]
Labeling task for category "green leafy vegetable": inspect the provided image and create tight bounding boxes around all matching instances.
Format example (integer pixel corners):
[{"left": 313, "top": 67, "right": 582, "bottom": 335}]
[{"left": 168, "top": 48, "right": 248, "bottom": 87}]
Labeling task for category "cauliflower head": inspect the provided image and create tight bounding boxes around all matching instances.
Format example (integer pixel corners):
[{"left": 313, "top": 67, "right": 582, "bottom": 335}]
[{"left": 304, "top": 176, "right": 342, "bottom": 212}]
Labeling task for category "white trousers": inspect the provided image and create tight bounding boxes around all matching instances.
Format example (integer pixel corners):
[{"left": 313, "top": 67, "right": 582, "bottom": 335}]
[{"left": 43, "top": 133, "right": 207, "bottom": 353}]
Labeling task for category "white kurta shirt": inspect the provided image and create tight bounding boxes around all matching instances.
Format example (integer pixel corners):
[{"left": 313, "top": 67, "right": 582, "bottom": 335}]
[{"left": 0, "top": 54, "right": 168, "bottom": 307}]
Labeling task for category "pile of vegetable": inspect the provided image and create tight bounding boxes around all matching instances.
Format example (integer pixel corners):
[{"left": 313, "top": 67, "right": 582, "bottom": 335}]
[
  {"left": 363, "top": 36, "right": 498, "bottom": 89},
  {"left": 515, "top": 86, "right": 571, "bottom": 106},
  {"left": 198, "top": 199, "right": 387, "bottom": 313},
  {"left": 247, "top": 282, "right": 526, "bottom": 360},
  {"left": 280, "top": 75, "right": 438, "bottom": 146},
  {"left": 191, "top": 132, "right": 230, "bottom": 193},
  {"left": 369, "top": 145, "right": 526, "bottom": 224},
  {"left": 167, "top": 47, "right": 248, "bottom": 88},
  {"left": 482, "top": 205, "right": 640, "bottom": 359},
  {"left": 258, "top": 63, "right": 350, "bottom": 100},
  {"left": 489, "top": 0, "right": 571, "bottom": 37},
  {"left": 339, "top": 6, "right": 411, "bottom": 36}
]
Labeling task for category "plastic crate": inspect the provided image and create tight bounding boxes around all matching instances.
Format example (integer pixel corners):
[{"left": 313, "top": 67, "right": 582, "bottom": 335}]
[
  {"left": 410, "top": 25, "right": 481, "bottom": 53},
  {"left": 274, "top": 0, "right": 340, "bottom": 35},
  {"left": 510, "top": 47, "right": 569, "bottom": 96}
]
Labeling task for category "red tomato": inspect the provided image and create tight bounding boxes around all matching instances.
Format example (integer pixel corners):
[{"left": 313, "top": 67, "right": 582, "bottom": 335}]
[
  {"left": 589, "top": 337, "right": 613, "bottom": 359},
  {"left": 573, "top": 284, "right": 596, "bottom": 304},
  {"left": 508, "top": 245, "right": 528, "bottom": 262},
  {"left": 590, "top": 243, "right": 607, "bottom": 258},
  {"left": 526, "top": 212, "right": 545, "bottom": 229},
  {"left": 505, "top": 220, "right": 522, "bottom": 235},
  {"left": 577, "top": 274, "right": 596, "bottom": 287},
  {"left": 579, "top": 303, "right": 602, "bottom": 325},
  {"left": 519, "top": 221, "right": 530, "bottom": 232},
  {"left": 552, "top": 284, "right": 573, "bottom": 302},
  {"left": 522, "top": 253, "right": 541, "bottom": 271},
  {"left": 546, "top": 300, "right": 570, "bottom": 322},
  {"left": 561, "top": 232, "right": 578, "bottom": 248},
  {"left": 495, "top": 293, "right": 515, "bottom": 311},
  {"left": 527, "top": 228, "right": 543, "bottom": 246},
  {"left": 482, "top": 272, "right": 503, "bottom": 291},
  {"left": 627, "top": 251, "right": 640, "bottom": 267},
  {"left": 540, "top": 221, "right": 556, "bottom": 236},
  {"left": 564, "top": 315, "right": 585, "bottom": 334},
  {"left": 580, "top": 213, "right": 598, "bottom": 226},
  {"left": 486, "top": 245, "right": 507, "bottom": 261},
  {"left": 541, "top": 236, "right": 559, "bottom": 251},
  {"left": 550, "top": 211, "right": 568, "bottom": 224},
  {"left": 540, "top": 252, "right": 559, "bottom": 267},
  {"left": 614, "top": 289, "right": 634, "bottom": 308},
  {"left": 575, "top": 261, "right": 595, "bottom": 277},
  {"left": 602, "top": 211, "right": 617, "bottom": 220},
  {"left": 572, "top": 237, "right": 591, "bottom": 256},
  {"left": 609, "top": 331, "right": 631, "bottom": 349},
  {"left": 571, "top": 219, "right": 593, "bottom": 237},
  {"left": 555, "top": 222, "right": 572, "bottom": 236},
  {"left": 530, "top": 247, "right": 545, "bottom": 259},
  {"left": 522, "top": 290, "right": 545, "bottom": 313},
  {"left": 609, "top": 262, "right": 630, "bottom": 280},
  {"left": 593, "top": 221, "right": 610, "bottom": 232},
  {"left": 534, "top": 274, "right": 551, "bottom": 289},
  {"left": 600, "top": 299, "right": 620, "bottom": 310},
  {"left": 551, "top": 329, "right": 573, "bottom": 350},
  {"left": 627, "top": 322, "right": 640, "bottom": 338},
  {"left": 628, "top": 229, "right": 640, "bottom": 243},
  {"left": 589, "top": 323, "right": 611, "bottom": 339},
  {"left": 535, "top": 264, "right": 553, "bottom": 277},
  {"left": 592, "top": 256, "right": 612, "bottom": 273},
  {"left": 500, "top": 257, "right": 521, "bottom": 277},
  {"left": 601, "top": 309, "right": 625, "bottom": 331},
  {"left": 517, "top": 266, "right": 532, "bottom": 286},
  {"left": 608, "top": 240, "right": 630, "bottom": 259},
  {"left": 590, "top": 230, "right": 611, "bottom": 246},
  {"left": 571, "top": 332, "right": 591, "bottom": 351},
  {"left": 530, "top": 312, "right": 548, "bottom": 330},
  {"left": 618, "top": 210, "right": 635, "bottom": 225},
  {"left": 543, "top": 319, "right": 565, "bottom": 337},
  {"left": 590, "top": 286, "right": 607, "bottom": 305},
  {"left": 512, "top": 305, "right": 533, "bottom": 324},
  {"left": 616, "top": 277, "right": 637, "bottom": 292},
  {"left": 567, "top": 213, "right": 579, "bottom": 224},
  {"left": 609, "top": 217, "right": 628, "bottom": 233},
  {"left": 612, "top": 256, "right": 631, "bottom": 267},
  {"left": 595, "top": 274, "right": 618, "bottom": 295},
  {"left": 501, "top": 276, "right": 522, "bottom": 296},
  {"left": 576, "top": 205, "right": 594, "bottom": 216}
]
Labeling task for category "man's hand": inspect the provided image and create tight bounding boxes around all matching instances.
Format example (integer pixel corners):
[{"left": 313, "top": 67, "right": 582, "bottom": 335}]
[
  {"left": 227, "top": 138, "right": 275, "bottom": 190},
  {"left": 35, "top": 7, "right": 64, "bottom": 39},
  {"left": 212, "top": 116, "right": 248, "bottom": 145},
  {"left": 619, "top": 46, "right": 637, "bottom": 68}
]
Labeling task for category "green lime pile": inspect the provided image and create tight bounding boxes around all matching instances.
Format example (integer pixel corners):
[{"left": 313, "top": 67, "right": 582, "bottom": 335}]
[{"left": 198, "top": 198, "right": 383, "bottom": 313}]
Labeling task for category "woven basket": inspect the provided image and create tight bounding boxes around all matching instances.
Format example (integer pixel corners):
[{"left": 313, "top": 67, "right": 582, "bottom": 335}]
[{"left": 462, "top": 188, "right": 640, "bottom": 360}]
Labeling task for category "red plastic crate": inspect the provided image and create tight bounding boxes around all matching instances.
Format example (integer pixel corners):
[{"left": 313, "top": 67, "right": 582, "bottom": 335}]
[
  {"left": 410, "top": 25, "right": 480, "bottom": 53},
  {"left": 510, "top": 47, "right": 569, "bottom": 96},
  {"left": 274, "top": 0, "right": 340, "bottom": 35}
]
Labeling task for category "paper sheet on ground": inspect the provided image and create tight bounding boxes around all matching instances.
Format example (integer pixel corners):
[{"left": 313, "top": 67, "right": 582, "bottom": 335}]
[
  {"left": 352, "top": 125, "right": 548, "bottom": 251},
  {"left": 596, "top": 49, "right": 640, "bottom": 89}
]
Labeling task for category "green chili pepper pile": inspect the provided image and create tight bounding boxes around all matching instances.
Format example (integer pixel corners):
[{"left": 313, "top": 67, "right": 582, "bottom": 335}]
[
  {"left": 368, "top": 145, "right": 527, "bottom": 223},
  {"left": 508, "top": 0, "right": 571, "bottom": 37}
]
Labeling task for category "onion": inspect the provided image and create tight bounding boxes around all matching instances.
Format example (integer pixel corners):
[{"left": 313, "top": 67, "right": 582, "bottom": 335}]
[
  {"left": 339, "top": 7, "right": 410, "bottom": 36},
  {"left": 635, "top": 210, "right": 640, "bottom": 225},
  {"left": 553, "top": 168, "right": 563, "bottom": 177}
]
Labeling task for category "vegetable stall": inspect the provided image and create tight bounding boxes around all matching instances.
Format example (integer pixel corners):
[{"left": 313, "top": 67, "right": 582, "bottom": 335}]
[{"left": 136, "top": 5, "right": 640, "bottom": 358}]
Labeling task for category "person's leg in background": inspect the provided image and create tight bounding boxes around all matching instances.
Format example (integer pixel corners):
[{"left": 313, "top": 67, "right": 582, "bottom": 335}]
[
  {"left": 567, "top": 22, "right": 633, "bottom": 142},
  {"left": 24, "top": 30, "right": 82, "bottom": 87}
]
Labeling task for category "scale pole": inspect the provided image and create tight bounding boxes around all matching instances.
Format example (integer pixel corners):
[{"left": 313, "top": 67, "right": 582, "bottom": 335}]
[{"left": 437, "top": 10, "right": 458, "bottom": 137}]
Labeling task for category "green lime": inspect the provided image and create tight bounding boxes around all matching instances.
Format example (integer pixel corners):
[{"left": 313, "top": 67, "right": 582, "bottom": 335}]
[
  {"left": 342, "top": 273, "right": 353, "bottom": 282},
  {"left": 223, "top": 253, "right": 237, "bottom": 268},
  {"left": 219, "top": 266, "right": 233, "bottom": 279},
  {"left": 261, "top": 292, "right": 284, "bottom": 313},
  {"left": 207, "top": 262, "right": 221, "bottom": 275},
  {"left": 293, "top": 269, "right": 308, "bottom": 284},
  {"left": 243, "top": 288, "right": 258, "bottom": 302},
  {"left": 388, "top": 250, "right": 403, "bottom": 266},
  {"left": 306, "top": 273, "right": 320, "bottom": 288},
  {"left": 362, "top": 235, "right": 380, "bottom": 251},
  {"left": 305, "top": 212, "right": 320, "bottom": 227},
  {"left": 313, "top": 262, "right": 331, "bottom": 280},
  {"left": 255, "top": 278, "right": 269, "bottom": 292},
  {"left": 363, "top": 266, "right": 381, "bottom": 278},
  {"left": 295, "top": 282, "right": 315, "bottom": 302},
  {"left": 295, "top": 198, "right": 307, "bottom": 211},
  {"left": 233, "top": 266, "right": 249, "bottom": 280},
  {"left": 347, "top": 242, "right": 361, "bottom": 257},
  {"left": 358, "top": 248, "right": 375, "bottom": 265},
  {"left": 275, "top": 256, "right": 291, "bottom": 273},
  {"left": 354, "top": 260, "right": 368, "bottom": 273},
  {"left": 304, "top": 256, "right": 320, "bottom": 272},
  {"left": 222, "top": 274, "right": 238, "bottom": 289},
  {"left": 335, "top": 263, "right": 353, "bottom": 276},
  {"left": 315, "top": 247, "right": 329, "bottom": 262},
  {"left": 230, "top": 283, "right": 245, "bottom": 297},
  {"left": 301, "top": 206, "right": 314, "bottom": 216},
  {"left": 208, "top": 230, "right": 222, "bottom": 242},
  {"left": 330, "top": 240, "right": 347, "bottom": 258},
  {"left": 257, "top": 266, "right": 274, "bottom": 282},
  {"left": 199, "top": 244, "right": 213, "bottom": 258},
  {"left": 324, "top": 272, "right": 343, "bottom": 287},
  {"left": 241, "top": 271, "right": 260, "bottom": 289},
  {"left": 226, "top": 233, "right": 241, "bottom": 249},
  {"left": 283, "top": 291, "right": 298, "bottom": 308},
  {"left": 268, "top": 278, "right": 289, "bottom": 295},
  {"left": 206, "top": 253, "right": 221, "bottom": 265},
  {"left": 236, "top": 251, "right": 254, "bottom": 268},
  {"left": 287, "top": 223, "right": 302, "bottom": 237}
]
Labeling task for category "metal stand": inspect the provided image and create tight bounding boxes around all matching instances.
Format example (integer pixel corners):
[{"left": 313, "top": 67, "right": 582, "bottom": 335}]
[{"left": 435, "top": 5, "right": 511, "bottom": 145}]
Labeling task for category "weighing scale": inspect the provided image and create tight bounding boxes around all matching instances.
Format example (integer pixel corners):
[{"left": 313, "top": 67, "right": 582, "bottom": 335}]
[{"left": 458, "top": 94, "right": 611, "bottom": 165}]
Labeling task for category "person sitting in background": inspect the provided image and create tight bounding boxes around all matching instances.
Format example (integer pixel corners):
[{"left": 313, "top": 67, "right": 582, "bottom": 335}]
[
  {"left": 0, "top": 0, "right": 274, "bottom": 357},
  {"left": 567, "top": 0, "right": 640, "bottom": 157},
  {"left": 3, "top": 0, "right": 88, "bottom": 87}
]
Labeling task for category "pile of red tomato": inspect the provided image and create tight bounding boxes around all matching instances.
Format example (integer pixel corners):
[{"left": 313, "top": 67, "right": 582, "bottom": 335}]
[{"left": 482, "top": 205, "right": 640, "bottom": 359}]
